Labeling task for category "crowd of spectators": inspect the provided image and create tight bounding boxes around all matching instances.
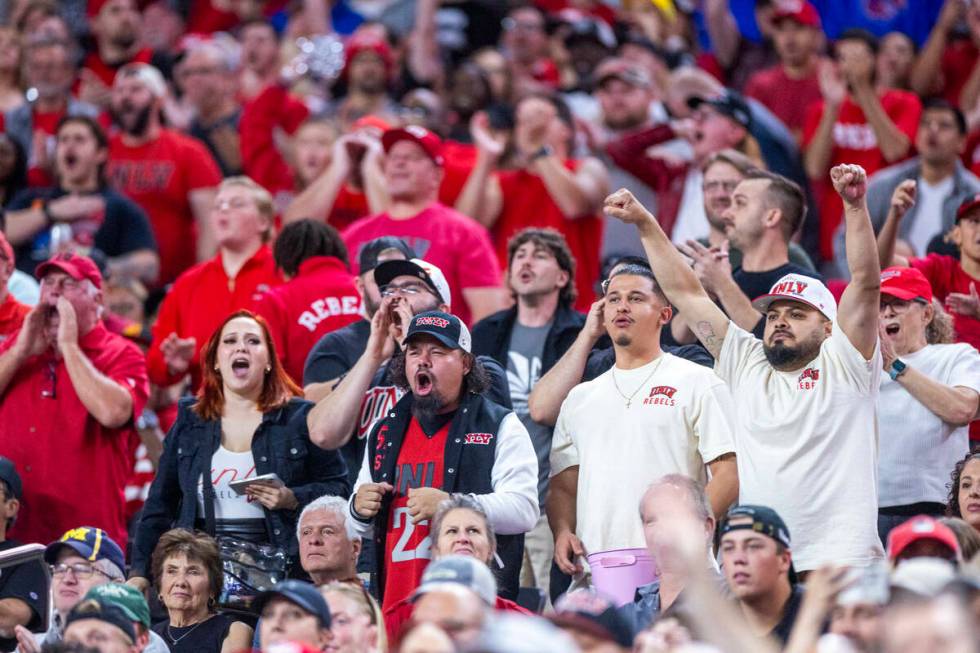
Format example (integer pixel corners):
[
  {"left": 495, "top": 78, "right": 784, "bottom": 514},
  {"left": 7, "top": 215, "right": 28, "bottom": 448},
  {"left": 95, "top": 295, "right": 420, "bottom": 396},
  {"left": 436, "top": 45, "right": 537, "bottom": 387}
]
[{"left": 0, "top": 0, "right": 978, "bottom": 652}]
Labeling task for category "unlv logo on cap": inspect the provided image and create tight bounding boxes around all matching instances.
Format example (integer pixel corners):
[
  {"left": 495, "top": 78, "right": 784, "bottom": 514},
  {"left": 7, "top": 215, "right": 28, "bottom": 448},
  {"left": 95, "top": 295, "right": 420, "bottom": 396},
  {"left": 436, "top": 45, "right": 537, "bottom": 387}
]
[
  {"left": 415, "top": 316, "right": 450, "bottom": 328},
  {"left": 771, "top": 280, "right": 809, "bottom": 296}
]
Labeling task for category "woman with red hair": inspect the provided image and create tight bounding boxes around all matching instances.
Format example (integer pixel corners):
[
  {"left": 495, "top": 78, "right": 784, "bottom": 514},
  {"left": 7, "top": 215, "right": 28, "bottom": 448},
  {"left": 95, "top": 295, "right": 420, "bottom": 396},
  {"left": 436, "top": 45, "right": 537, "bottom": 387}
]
[{"left": 128, "top": 310, "right": 350, "bottom": 590}]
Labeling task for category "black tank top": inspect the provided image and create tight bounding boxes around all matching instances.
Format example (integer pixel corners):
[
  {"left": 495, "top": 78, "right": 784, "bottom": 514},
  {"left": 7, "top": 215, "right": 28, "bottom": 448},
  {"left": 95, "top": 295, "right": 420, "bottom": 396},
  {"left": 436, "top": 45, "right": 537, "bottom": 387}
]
[{"left": 152, "top": 613, "right": 234, "bottom": 653}]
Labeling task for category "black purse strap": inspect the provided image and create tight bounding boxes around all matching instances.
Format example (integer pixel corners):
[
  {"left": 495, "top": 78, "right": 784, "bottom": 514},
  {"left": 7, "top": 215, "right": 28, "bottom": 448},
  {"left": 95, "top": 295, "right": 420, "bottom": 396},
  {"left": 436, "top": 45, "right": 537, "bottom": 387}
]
[{"left": 202, "top": 469, "right": 217, "bottom": 537}]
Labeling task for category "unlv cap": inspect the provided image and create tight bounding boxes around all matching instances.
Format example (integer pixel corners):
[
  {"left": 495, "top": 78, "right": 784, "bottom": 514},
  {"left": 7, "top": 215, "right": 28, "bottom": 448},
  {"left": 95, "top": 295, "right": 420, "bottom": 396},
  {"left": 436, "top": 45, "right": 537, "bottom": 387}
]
[
  {"left": 381, "top": 125, "right": 444, "bottom": 166},
  {"left": 374, "top": 258, "right": 452, "bottom": 308},
  {"left": 751, "top": 273, "right": 837, "bottom": 322},
  {"left": 405, "top": 310, "right": 472, "bottom": 353}
]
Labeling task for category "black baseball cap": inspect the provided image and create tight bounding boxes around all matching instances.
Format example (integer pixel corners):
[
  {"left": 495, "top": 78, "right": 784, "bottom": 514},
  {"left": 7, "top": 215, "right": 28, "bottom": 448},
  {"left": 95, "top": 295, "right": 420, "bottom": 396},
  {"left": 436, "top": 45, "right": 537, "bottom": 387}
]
[
  {"left": 65, "top": 599, "right": 137, "bottom": 644},
  {"left": 687, "top": 89, "right": 753, "bottom": 129},
  {"left": 405, "top": 311, "right": 472, "bottom": 353},
  {"left": 549, "top": 589, "right": 633, "bottom": 648},
  {"left": 253, "top": 580, "right": 332, "bottom": 628},
  {"left": 721, "top": 504, "right": 798, "bottom": 584},
  {"left": 0, "top": 456, "right": 22, "bottom": 500},
  {"left": 357, "top": 236, "right": 415, "bottom": 274},
  {"left": 374, "top": 258, "right": 451, "bottom": 307}
]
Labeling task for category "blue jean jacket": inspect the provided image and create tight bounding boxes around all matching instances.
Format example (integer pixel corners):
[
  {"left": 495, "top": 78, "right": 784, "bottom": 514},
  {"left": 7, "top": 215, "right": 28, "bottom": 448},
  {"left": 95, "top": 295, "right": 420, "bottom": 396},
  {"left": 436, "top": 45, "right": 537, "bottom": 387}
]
[{"left": 131, "top": 397, "right": 349, "bottom": 577}]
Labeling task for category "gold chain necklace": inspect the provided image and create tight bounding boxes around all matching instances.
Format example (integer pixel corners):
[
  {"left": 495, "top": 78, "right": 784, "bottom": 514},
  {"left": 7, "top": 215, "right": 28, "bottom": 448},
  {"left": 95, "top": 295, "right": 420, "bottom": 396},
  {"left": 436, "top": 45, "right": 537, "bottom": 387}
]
[{"left": 611, "top": 357, "right": 664, "bottom": 408}]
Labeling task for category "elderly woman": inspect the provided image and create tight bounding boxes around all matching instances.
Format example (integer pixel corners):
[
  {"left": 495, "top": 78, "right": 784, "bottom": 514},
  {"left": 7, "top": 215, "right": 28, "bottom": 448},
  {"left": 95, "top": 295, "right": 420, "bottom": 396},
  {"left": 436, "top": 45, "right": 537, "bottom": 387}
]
[
  {"left": 129, "top": 310, "right": 350, "bottom": 589},
  {"left": 383, "top": 495, "right": 530, "bottom": 639},
  {"left": 321, "top": 582, "right": 385, "bottom": 653},
  {"left": 149, "top": 529, "right": 252, "bottom": 653},
  {"left": 948, "top": 452, "right": 980, "bottom": 536}
]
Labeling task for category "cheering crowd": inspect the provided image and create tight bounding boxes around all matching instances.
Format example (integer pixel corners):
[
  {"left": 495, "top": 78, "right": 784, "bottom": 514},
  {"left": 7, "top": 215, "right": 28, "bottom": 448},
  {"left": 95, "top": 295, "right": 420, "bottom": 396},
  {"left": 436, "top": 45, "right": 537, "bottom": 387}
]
[{"left": 0, "top": 0, "right": 978, "bottom": 652}]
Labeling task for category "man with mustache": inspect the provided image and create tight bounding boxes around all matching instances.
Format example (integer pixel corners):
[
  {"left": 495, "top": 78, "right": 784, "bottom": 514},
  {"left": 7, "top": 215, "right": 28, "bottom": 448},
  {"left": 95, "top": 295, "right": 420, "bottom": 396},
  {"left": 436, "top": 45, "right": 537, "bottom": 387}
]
[
  {"left": 107, "top": 63, "right": 221, "bottom": 286},
  {"left": 0, "top": 253, "right": 149, "bottom": 547},
  {"left": 349, "top": 311, "right": 538, "bottom": 611},
  {"left": 547, "top": 262, "right": 738, "bottom": 587},
  {"left": 605, "top": 163, "right": 885, "bottom": 575},
  {"left": 81, "top": 0, "right": 158, "bottom": 109}
]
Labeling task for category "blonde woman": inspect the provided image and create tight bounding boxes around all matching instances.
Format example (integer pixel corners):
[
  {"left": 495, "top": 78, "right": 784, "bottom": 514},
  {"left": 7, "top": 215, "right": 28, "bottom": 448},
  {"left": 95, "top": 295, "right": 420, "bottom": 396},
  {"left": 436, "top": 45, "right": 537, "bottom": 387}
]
[{"left": 321, "top": 582, "right": 385, "bottom": 653}]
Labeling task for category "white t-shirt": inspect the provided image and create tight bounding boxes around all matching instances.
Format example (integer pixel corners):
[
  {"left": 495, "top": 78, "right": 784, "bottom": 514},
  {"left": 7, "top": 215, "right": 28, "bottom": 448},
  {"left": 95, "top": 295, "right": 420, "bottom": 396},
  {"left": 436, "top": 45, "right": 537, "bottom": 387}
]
[
  {"left": 715, "top": 323, "right": 884, "bottom": 571},
  {"left": 671, "top": 169, "right": 710, "bottom": 245},
  {"left": 198, "top": 446, "right": 265, "bottom": 519},
  {"left": 909, "top": 176, "right": 954, "bottom": 256},
  {"left": 878, "top": 343, "right": 980, "bottom": 506},
  {"left": 551, "top": 352, "right": 736, "bottom": 556}
]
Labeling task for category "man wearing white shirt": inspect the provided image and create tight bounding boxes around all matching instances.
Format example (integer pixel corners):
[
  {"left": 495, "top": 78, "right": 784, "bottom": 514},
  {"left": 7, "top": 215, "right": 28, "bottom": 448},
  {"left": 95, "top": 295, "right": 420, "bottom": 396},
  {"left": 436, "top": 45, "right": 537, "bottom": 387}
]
[
  {"left": 605, "top": 163, "right": 885, "bottom": 573},
  {"left": 876, "top": 266, "right": 980, "bottom": 542},
  {"left": 547, "top": 263, "right": 738, "bottom": 577}
]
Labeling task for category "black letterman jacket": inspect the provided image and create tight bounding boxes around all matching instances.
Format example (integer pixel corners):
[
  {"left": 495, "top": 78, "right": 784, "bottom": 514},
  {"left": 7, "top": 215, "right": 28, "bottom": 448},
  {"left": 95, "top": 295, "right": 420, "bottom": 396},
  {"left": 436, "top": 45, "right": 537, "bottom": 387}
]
[{"left": 348, "top": 390, "right": 539, "bottom": 601}]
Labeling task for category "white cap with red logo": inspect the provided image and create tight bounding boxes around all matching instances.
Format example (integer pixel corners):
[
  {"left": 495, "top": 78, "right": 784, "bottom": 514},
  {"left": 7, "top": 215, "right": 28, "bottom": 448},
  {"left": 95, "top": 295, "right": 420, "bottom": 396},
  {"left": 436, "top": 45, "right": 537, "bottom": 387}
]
[{"left": 751, "top": 273, "right": 837, "bottom": 322}]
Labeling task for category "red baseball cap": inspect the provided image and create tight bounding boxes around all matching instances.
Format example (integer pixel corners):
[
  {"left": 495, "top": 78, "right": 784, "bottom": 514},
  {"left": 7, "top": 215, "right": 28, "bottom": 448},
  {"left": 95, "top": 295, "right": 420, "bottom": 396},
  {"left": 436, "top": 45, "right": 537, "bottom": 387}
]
[
  {"left": 956, "top": 193, "right": 980, "bottom": 222},
  {"left": 35, "top": 252, "right": 103, "bottom": 289},
  {"left": 887, "top": 515, "right": 960, "bottom": 562},
  {"left": 343, "top": 34, "right": 394, "bottom": 79},
  {"left": 771, "top": 1, "right": 821, "bottom": 28},
  {"left": 382, "top": 126, "right": 444, "bottom": 166},
  {"left": 880, "top": 266, "right": 932, "bottom": 302}
]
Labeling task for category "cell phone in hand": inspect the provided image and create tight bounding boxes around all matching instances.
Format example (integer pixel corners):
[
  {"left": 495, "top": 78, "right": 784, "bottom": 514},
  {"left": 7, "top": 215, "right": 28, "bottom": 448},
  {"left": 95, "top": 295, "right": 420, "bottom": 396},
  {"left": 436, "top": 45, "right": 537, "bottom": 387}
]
[{"left": 228, "top": 473, "right": 284, "bottom": 496}]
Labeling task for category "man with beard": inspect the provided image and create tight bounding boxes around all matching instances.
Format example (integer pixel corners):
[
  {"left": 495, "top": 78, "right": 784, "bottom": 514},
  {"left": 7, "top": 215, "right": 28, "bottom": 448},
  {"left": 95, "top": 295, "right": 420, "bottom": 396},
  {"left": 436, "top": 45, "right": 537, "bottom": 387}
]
[
  {"left": 81, "top": 0, "right": 163, "bottom": 109},
  {"left": 107, "top": 63, "right": 221, "bottom": 286},
  {"left": 0, "top": 253, "right": 149, "bottom": 547},
  {"left": 327, "top": 32, "right": 400, "bottom": 128},
  {"left": 307, "top": 257, "right": 510, "bottom": 488},
  {"left": 548, "top": 264, "right": 738, "bottom": 584},
  {"left": 681, "top": 167, "right": 820, "bottom": 335},
  {"left": 5, "top": 116, "right": 158, "bottom": 284},
  {"left": 350, "top": 310, "right": 538, "bottom": 610},
  {"left": 604, "top": 163, "right": 885, "bottom": 574}
]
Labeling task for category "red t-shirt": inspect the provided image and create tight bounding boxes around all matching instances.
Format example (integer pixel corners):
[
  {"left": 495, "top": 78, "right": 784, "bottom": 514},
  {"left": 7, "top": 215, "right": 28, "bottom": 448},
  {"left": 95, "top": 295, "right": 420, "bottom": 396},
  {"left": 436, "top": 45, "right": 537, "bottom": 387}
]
[
  {"left": 146, "top": 246, "right": 282, "bottom": 390},
  {"left": 250, "top": 256, "right": 361, "bottom": 384},
  {"left": 803, "top": 90, "right": 921, "bottom": 260},
  {"left": 438, "top": 141, "right": 478, "bottom": 208},
  {"left": 382, "top": 418, "right": 448, "bottom": 611},
  {"left": 0, "top": 294, "right": 30, "bottom": 342},
  {"left": 107, "top": 129, "right": 223, "bottom": 285},
  {"left": 342, "top": 203, "right": 502, "bottom": 325},
  {"left": 82, "top": 48, "right": 154, "bottom": 87},
  {"left": 496, "top": 163, "right": 602, "bottom": 311},
  {"left": 744, "top": 66, "right": 822, "bottom": 137},
  {"left": 0, "top": 323, "right": 149, "bottom": 547},
  {"left": 940, "top": 39, "right": 979, "bottom": 106}
]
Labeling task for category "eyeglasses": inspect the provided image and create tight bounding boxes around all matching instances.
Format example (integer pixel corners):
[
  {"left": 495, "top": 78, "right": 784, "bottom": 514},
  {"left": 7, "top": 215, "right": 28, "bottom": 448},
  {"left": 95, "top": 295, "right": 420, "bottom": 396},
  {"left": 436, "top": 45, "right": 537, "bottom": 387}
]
[
  {"left": 51, "top": 562, "right": 114, "bottom": 579},
  {"left": 380, "top": 282, "right": 429, "bottom": 298},
  {"left": 502, "top": 17, "right": 543, "bottom": 32},
  {"left": 879, "top": 298, "right": 926, "bottom": 313}
]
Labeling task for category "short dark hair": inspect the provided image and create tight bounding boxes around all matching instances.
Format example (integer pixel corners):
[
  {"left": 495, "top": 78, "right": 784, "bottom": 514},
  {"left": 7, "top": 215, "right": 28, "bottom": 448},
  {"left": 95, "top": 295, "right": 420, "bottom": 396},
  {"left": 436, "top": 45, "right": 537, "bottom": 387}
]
[
  {"left": 0, "top": 479, "right": 15, "bottom": 531},
  {"left": 921, "top": 97, "right": 967, "bottom": 135},
  {"left": 606, "top": 263, "right": 668, "bottom": 304},
  {"left": 947, "top": 452, "right": 980, "bottom": 519},
  {"left": 237, "top": 18, "right": 279, "bottom": 40},
  {"left": 56, "top": 116, "right": 109, "bottom": 185},
  {"left": 506, "top": 227, "right": 577, "bottom": 306},
  {"left": 388, "top": 350, "right": 491, "bottom": 397},
  {"left": 836, "top": 28, "right": 879, "bottom": 55},
  {"left": 151, "top": 529, "right": 224, "bottom": 603},
  {"left": 273, "top": 219, "right": 349, "bottom": 277},
  {"left": 744, "top": 169, "right": 806, "bottom": 241}
]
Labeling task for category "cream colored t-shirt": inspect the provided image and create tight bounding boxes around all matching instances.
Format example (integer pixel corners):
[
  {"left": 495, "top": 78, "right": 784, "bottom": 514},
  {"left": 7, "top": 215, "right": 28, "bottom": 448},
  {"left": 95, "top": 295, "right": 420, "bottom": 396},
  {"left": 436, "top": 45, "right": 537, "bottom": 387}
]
[
  {"left": 715, "top": 323, "right": 885, "bottom": 570},
  {"left": 551, "top": 352, "right": 736, "bottom": 556}
]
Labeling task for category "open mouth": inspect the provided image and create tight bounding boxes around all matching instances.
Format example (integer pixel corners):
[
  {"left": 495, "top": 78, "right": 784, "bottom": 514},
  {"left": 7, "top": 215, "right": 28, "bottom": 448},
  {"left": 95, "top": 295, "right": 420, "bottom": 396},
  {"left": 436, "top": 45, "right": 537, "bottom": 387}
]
[
  {"left": 884, "top": 324, "right": 900, "bottom": 336},
  {"left": 231, "top": 357, "right": 251, "bottom": 378},
  {"left": 415, "top": 371, "right": 433, "bottom": 395},
  {"left": 519, "top": 269, "right": 534, "bottom": 283},
  {"left": 63, "top": 153, "right": 78, "bottom": 168}
]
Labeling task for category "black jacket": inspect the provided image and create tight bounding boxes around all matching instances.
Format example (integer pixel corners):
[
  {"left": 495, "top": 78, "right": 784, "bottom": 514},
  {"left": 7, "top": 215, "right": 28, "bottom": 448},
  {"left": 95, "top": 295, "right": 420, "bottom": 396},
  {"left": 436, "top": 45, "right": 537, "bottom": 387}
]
[
  {"left": 357, "top": 391, "right": 527, "bottom": 601},
  {"left": 131, "top": 397, "right": 350, "bottom": 578},
  {"left": 471, "top": 304, "right": 587, "bottom": 375}
]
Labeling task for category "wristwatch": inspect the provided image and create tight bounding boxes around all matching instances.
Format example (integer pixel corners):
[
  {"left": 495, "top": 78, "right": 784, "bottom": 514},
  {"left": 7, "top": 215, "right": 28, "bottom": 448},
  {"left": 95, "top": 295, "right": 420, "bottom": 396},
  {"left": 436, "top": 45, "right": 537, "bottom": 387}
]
[
  {"left": 530, "top": 144, "right": 554, "bottom": 161},
  {"left": 888, "top": 359, "right": 908, "bottom": 381}
]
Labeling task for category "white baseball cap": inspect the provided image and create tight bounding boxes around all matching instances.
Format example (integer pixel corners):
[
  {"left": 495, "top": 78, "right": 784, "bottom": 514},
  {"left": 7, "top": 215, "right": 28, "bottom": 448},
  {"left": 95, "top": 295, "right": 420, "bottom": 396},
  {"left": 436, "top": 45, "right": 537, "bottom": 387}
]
[
  {"left": 373, "top": 258, "right": 452, "bottom": 309},
  {"left": 751, "top": 273, "right": 837, "bottom": 322}
]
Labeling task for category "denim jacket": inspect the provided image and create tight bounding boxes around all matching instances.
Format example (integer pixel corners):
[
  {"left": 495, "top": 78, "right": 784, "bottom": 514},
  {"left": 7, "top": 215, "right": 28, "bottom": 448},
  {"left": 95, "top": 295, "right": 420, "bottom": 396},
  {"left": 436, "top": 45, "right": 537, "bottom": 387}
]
[{"left": 131, "top": 397, "right": 350, "bottom": 577}]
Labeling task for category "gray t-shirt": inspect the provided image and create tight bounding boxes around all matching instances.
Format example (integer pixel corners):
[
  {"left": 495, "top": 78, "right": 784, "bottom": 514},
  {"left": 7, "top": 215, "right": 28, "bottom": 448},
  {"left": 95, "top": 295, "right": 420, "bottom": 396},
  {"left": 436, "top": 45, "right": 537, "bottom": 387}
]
[{"left": 507, "top": 322, "right": 552, "bottom": 508}]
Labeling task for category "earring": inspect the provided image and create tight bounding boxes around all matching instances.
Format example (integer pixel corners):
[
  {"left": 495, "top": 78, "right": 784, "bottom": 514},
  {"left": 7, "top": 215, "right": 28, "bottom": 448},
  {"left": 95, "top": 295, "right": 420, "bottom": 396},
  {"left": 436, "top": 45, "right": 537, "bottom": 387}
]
[
  {"left": 265, "top": 366, "right": 271, "bottom": 373},
  {"left": 157, "top": 594, "right": 163, "bottom": 603}
]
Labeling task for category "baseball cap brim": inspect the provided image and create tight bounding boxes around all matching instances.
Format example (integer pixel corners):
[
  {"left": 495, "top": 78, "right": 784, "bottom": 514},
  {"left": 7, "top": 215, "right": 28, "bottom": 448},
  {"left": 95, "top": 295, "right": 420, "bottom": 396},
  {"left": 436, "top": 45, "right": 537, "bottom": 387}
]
[
  {"left": 35, "top": 260, "right": 102, "bottom": 289},
  {"left": 253, "top": 589, "right": 329, "bottom": 627},
  {"left": 381, "top": 128, "right": 444, "bottom": 165},
  {"left": 957, "top": 196, "right": 980, "bottom": 221},
  {"left": 405, "top": 328, "right": 464, "bottom": 351},
  {"left": 43, "top": 541, "right": 123, "bottom": 577},
  {"left": 751, "top": 293, "right": 833, "bottom": 320},
  {"left": 374, "top": 260, "right": 442, "bottom": 299},
  {"left": 879, "top": 286, "right": 924, "bottom": 301}
]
